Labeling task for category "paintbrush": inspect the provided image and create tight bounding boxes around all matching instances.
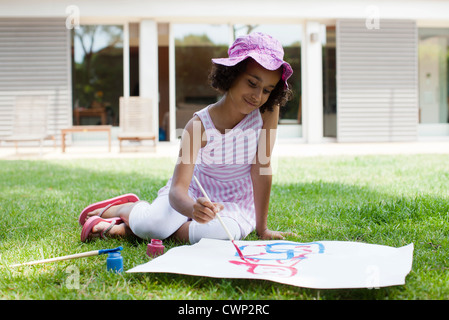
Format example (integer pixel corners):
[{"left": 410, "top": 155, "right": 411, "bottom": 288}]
[
  {"left": 193, "top": 176, "right": 246, "bottom": 261},
  {"left": 10, "top": 247, "right": 123, "bottom": 268}
]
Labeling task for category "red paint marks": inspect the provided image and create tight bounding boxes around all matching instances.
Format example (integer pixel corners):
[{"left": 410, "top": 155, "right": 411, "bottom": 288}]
[
  {"left": 229, "top": 259, "right": 299, "bottom": 277},
  {"left": 232, "top": 240, "right": 246, "bottom": 261},
  {"left": 228, "top": 242, "right": 326, "bottom": 278}
]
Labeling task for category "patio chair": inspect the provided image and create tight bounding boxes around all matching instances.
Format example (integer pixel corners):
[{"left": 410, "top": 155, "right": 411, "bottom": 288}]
[
  {"left": 0, "top": 95, "right": 51, "bottom": 154},
  {"left": 118, "top": 97, "right": 156, "bottom": 152}
]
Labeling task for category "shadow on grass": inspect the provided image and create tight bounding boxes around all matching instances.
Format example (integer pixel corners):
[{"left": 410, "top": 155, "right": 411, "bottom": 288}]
[{"left": 1, "top": 158, "right": 447, "bottom": 299}]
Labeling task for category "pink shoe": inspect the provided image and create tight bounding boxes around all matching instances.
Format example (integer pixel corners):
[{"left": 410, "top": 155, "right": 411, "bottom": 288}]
[
  {"left": 80, "top": 216, "right": 122, "bottom": 242},
  {"left": 78, "top": 193, "right": 139, "bottom": 226}
]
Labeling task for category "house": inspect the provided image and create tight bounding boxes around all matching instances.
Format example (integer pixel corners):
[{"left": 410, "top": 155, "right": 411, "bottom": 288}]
[{"left": 1, "top": 0, "right": 448, "bottom": 145}]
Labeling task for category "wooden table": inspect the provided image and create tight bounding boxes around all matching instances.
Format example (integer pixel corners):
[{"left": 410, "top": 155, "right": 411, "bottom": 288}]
[{"left": 61, "top": 125, "right": 112, "bottom": 153}]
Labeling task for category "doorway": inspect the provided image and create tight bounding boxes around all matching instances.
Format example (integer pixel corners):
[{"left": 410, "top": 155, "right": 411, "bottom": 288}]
[
  {"left": 128, "top": 22, "right": 170, "bottom": 141},
  {"left": 322, "top": 25, "right": 337, "bottom": 138},
  {"left": 71, "top": 25, "right": 124, "bottom": 126},
  {"left": 418, "top": 29, "right": 449, "bottom": 125}
]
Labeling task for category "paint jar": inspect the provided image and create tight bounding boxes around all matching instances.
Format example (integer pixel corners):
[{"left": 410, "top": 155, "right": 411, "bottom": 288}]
[
  {"left": 106, "top": 251, "right": 123, "bottom": 273},
  {"left": 147, "top": 239, "right": 165, "bottom": 258}
]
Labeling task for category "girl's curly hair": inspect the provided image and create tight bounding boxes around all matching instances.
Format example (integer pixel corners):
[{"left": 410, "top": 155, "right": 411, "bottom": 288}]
[{"left": 208, "top": 58, "right": 293, "bottom": 113}]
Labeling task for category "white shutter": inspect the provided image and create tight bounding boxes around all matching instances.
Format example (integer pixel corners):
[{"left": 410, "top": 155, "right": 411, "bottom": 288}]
[
  {"left": 0, "top": 18, "right": 71, "bottom": 138},
  {"left": 336, "top": 19, "right": 418, "bottom": 142}
]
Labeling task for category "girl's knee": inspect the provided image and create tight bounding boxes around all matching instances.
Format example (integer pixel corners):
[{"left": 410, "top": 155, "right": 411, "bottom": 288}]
[
  {"left": 128, "top": 198, "right": 189, "bottom": 240},
  {"left": 188, "top": 218, "right": 242, "bottom": 244},
  {"left": 117, "top": 201, "right": 139, "bottom": 218}
]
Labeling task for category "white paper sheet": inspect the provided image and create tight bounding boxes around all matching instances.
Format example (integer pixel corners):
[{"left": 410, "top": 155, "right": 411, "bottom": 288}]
[{"left": 127, "top": 239, "right": 414, "bottom": 289}]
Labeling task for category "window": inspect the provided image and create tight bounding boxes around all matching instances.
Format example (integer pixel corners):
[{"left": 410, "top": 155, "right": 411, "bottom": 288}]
[
  {"left": 173, "top": 24, "right": 229, "bottom": 130},
  {"left": 418, "top": 28, "right": 449, "bottom": 124},
  {"left": 173, "top": 24, "right": 302, "bottom": 130},
  {"left": 71, "top": 25, "right": 124, "bottom": 126},
  {"left": 321, "top": 25, "right": 337, "bottom": 137},
  {"left": 234, "top": 24, "right": 302, "bottom": 123}
]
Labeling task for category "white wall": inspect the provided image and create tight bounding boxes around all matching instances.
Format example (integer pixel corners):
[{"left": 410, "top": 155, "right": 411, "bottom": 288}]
[
  {"left": 301, "top": 22, "right": 324, "bottom": 143},
  {"left": 1, "top": 0, "right": 449, "bottom": 24},
  {"left": 139, "top": 19, "right": 159, "bottom": 141}
]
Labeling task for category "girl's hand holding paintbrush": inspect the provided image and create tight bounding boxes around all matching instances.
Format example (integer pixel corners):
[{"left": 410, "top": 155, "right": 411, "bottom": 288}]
[{"left": 192, "top": 197, "right": 224, "bottom": 224}]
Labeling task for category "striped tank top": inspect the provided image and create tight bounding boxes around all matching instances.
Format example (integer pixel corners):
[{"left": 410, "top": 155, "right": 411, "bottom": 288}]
[{"left": 158, "top": 105, "right": 263, "bottom": 237}]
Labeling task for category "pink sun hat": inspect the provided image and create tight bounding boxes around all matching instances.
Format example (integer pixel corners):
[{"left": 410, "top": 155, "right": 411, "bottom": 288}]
[{"left": 212, "top": 32, "right": 293, "bottom": 88}]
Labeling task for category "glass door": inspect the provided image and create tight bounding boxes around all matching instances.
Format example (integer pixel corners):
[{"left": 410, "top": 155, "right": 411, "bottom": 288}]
[
  {"left": 234, "top": 24, "right": 302, "bottom": 125},
  {"left": 418, "top": 28, "right": 449, "bottom": 125},
  {"left": 322, "top": 25, "right": 337, "bottom": 138},
  {"left": 173, "top": 24, "right": 229, "bottom": 131},
  {"left": 71, "top": 25, "right": 124, "bottom": 126}
]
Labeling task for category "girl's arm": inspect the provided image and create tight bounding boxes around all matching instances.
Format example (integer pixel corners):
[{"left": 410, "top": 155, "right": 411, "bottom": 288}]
[
  {"left": 251, "top": 105, "right": 295, "bottom": 240},
  {"left": 169, "top": 116, "right": 222, "bottom": 223}
]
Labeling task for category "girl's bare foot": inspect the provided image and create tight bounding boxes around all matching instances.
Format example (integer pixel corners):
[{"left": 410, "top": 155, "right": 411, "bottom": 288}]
[
  {"left": 89, "top": 221, "right": 127, "bottom": 239},
  {"left": 82, "top": 202, "right": 134, "bottom": 224}
]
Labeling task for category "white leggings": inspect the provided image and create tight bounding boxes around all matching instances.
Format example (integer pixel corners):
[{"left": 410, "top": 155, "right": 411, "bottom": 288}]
[{"left": 128, "top": 195, "right": 242, "bottom": 244}]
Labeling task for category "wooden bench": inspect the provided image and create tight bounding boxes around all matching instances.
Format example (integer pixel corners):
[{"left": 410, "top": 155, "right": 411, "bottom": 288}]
[
  {"left": 61, "top": 125, "right": 112, "bottom": 153},
  {"left": 0, "top": 95, "right": 50, "bottom": 155}
]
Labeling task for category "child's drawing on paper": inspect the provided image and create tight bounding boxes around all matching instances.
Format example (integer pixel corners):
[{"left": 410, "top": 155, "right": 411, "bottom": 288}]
[
  {"left": 127, "top": 239, "right": 414, "bottom": 289},
  {"left": 229, "top": 242, "right": 325, "bottom": 277}
]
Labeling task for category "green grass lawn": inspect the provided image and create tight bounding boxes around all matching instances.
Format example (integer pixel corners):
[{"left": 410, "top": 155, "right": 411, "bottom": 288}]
[{"left": 1, "top": 154, "right": 448, "bottom": 300}]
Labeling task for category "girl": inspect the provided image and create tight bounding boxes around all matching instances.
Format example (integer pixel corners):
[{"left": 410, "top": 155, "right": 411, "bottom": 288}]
[{"left": 79, "top": 32, "right": 294, "bottom": 244}]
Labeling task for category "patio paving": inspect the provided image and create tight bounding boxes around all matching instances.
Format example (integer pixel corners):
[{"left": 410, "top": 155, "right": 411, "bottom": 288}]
[{"left": 1, "top": 138, "right": 448, "bottom": 160}]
